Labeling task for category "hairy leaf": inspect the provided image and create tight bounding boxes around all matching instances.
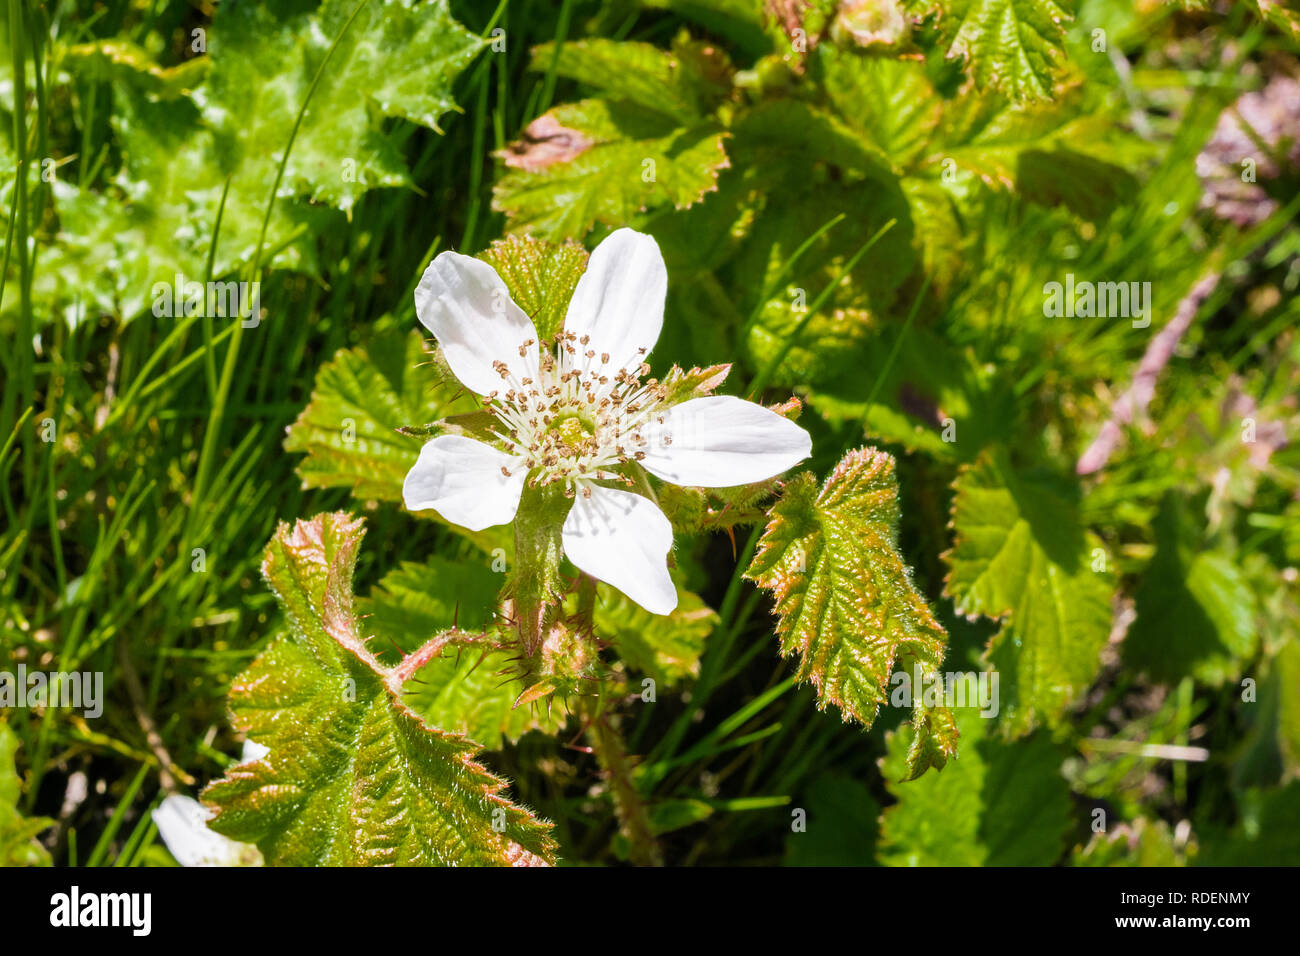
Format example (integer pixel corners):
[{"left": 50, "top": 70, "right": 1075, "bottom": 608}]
[
  {"left": 494, "top": 99, "right": 730, "bottom": 240},
  {"left": 924, "top": 0, "right": 1077, "bottom": 101},
  {"left": 203, "top": 513, "right": 555, "bottom": 866},
  {"left": 944, "top": 449, "right": 1114, "bottom": 736},
  {"left": 745, "top": 448, "right": 956, "bottom": 773},
  {"left": 285, "top": 327, "right": 473, "bottom": 502},
  {"left": 46, "top": 0, "right": 482, "bottom": 324},
  {"left": 478, "top": 235, "right": 590, "bottom": 342}
]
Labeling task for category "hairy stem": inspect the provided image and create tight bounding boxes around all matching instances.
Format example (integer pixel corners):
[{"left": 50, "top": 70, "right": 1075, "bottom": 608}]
[{"left": 586, "top": 703, "right": 663, "bottom": 867}]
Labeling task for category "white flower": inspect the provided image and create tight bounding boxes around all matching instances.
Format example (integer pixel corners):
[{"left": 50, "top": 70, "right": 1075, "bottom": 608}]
[
  {"left": 403, "top": 229, "right": 811, "bottom": 615},
  {"left": 151, "top": 741, "right": 267, "bottom": 867}
]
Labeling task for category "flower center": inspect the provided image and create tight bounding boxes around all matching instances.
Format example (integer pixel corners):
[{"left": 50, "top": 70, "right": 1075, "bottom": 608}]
[
  {"left": 482, "top": 330, "right": 671, "bottom": 495},
  {"left": 551, "top": 414, "right": 593, "bottom": 451}
]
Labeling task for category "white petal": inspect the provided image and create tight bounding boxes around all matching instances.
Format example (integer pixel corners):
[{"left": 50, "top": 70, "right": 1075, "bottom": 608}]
[
  {"left": 641, "top": 396, "right": 812, "bottom": 487},
  {"left": 403, "top": 435, "right": 526, "bottom": 531},
  {"left": 151, "top": 795, "right": 262, "bottom": 867},
  {"left": 240, "top": 740, "right": 269, "bottom": 763},
  {"left": 563, "top": 229, "right": 666, "bottom": 378},
  {"left": 415, "top": 251, "right": 540, "bottom": 396},
  {"left": 562, "top": 486, "right": 677, "bottom": 615}
]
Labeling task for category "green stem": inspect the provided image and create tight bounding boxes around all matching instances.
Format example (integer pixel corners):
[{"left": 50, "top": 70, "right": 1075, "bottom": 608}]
[{"left": 586, "top": 701, "right": 662, "bottom": 866}]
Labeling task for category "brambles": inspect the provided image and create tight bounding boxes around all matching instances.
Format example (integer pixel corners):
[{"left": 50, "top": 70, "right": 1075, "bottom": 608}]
[{"left": 2, "top": 0, "right": 1298, "bottom": 872}]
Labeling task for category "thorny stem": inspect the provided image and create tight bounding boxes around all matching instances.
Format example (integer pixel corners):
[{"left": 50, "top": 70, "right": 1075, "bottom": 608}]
[
  {"left": 575, "top": 573, "right": 662, "bottom": 865},
  {"left": 386, "top": 627, "right": 488, "bottom": 692},
  {"left": 586, "top": 701, "right": 663, "bottom": 867}
]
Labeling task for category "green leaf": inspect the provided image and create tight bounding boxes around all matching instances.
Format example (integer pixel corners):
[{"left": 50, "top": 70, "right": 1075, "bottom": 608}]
[
  {"left": 932, "top": 0, "right": 1076, "bottom": 102},
  {"left": 594, "top": 583, "right": 718, "bottom": 687},
  {"left": 529, "top": 37, "right": 732, "bottom": 125},
  {"left": 730, "top": 184, "right": 915, "bottom": 384},
  {"left": 932, "top": 83, "right": 1139, "bottom": 212},
  {"left": 813, "top": 46, "right": 941, "bottom": 171},
  {"left": 494, "top": 99, "right": 730, "bottom": 240},
  {"left": 745, "top": 448, "right": 956, "bottom": 772},
  {"left": 944, "top": 449, "right": 1115, "bottom": 736},
  {"left": 1124, "top": 494, "right": 1257, "bottom": 686},
  {"left": 45, "top": 0, "right": 483, "bottom": 324},
  {"left": 784, "top": 770, "right": 880, "bottom": 866},
  {"left": 358, "top": 555, "right": 567, "bottom": 747},
  {"left": 806, "top": 321, "right": 1017, "bottom": 463},
  {"left": 203, "top": 0, "right": 484, "bottom": 210},
  {"left": 203, "top": 513, "right": 555, "bottom": 866},
  {"left": 478, "top": 234, "right": 590, "bottom": 342},
  {"left": 0, "top": 721, "right": 52, "bottom": 867},
  {"left": 641, "top": 0, "right": 771, "bottom": 56},
  {"left": 285, "top": 327, "right": 474, "bottom": 502},
  {"left": 879, "top": 705, "right": 1070, "bottom": 865}
]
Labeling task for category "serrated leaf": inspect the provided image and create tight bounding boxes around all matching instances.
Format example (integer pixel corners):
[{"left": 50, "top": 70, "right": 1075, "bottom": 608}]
[
  {"left": 203, "top": 0, "right": 484, "bottom": 210},
  {"left": 1124, "top": 494, "right": 1257, "bottom": 686},
  {"left": 879, "top": 705, "right": 1069, "bottom": 865},
  {"left": 944, "top": 448, "right": 1115, "bottom": 736},
  {"left": 203, "top": 513, "right": 555, "bottom": 866},
  {"left": 813, "top": 46, "right": 941, "bottom": 171},
  {"left": 593, "top": 584, "right": 718, "bottom": 686},
  {"left": 285, "top": 327, "right": 474, "bottom": 501},
  {"left": 745, "top": 448, "right": 956, "bottom": 770},
  {"left": 529, "top": 38, "right": 731, "bottom": 125},
  {"left": 477, "top": 235, "right": 590, "bottom": 341},
  {"left": 44, "top": 0, "right": 482, "bottom": 325},
  {"left": 494, "top": 99, "right": 730, "bottom": 240},
  {"left": 942, "top": 0, "right": 1076, "bottom": 102},
  {"left": 0, "top": 721, "right": 52, "bottom": 867},
  {"left": 31, "top": 80, "right": 314, "bottom": 324},
  {"left": 63, "top": 40, "right": 209, "bottom": 96},
  {"left": 358, "top": 555, "right": 567, "bottom": 746}
]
